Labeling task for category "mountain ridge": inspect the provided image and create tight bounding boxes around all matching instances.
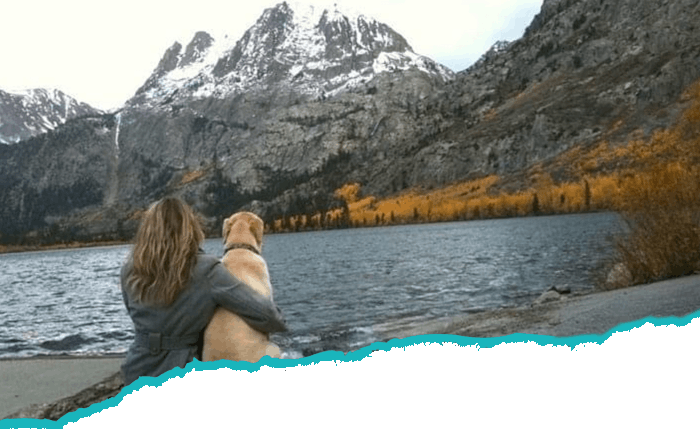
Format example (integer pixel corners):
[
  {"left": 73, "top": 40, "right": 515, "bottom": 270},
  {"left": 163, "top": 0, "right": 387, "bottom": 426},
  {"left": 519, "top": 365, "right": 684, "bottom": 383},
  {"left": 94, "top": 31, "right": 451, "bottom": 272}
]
[{"left": 0, "top": 88, "right": 101, "bottom": 144}]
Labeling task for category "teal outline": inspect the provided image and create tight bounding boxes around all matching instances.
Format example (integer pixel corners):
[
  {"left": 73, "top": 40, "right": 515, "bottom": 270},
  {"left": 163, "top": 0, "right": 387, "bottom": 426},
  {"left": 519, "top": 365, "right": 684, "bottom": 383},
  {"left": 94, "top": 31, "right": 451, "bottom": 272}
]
[{"left": 1, "top": 310, "right": 697, "bottom": 430}]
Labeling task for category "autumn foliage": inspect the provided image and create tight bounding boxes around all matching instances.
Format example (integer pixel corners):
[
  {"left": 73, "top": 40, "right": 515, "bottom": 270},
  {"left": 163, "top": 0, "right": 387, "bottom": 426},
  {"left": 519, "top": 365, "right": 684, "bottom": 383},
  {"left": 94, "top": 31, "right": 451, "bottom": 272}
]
[{"left": 612, "top": 163, "right": 700, "bottom": 285}]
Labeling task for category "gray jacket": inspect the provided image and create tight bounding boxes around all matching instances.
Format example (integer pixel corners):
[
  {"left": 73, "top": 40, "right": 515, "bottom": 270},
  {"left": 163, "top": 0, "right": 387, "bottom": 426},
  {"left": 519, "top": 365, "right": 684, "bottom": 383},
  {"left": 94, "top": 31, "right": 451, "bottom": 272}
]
[{"left": 120, "top": 251, "right": 286, "bottom": 386}]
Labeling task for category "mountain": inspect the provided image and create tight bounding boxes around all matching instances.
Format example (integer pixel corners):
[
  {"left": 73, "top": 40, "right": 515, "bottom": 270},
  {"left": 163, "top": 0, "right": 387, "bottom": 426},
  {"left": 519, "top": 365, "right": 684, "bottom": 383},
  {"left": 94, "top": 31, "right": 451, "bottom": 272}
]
[
  {"left": 0, "top": 88, "right": 101, "bottom": 144},
  {"left": 129, "top": 2, "right": 453, "bottom": 108},
  {"left": 404, "top": 0, "right": 700, "bottom": 189},
  {"left": 1, "top": 0, "right": 699, "bottom": 246}
]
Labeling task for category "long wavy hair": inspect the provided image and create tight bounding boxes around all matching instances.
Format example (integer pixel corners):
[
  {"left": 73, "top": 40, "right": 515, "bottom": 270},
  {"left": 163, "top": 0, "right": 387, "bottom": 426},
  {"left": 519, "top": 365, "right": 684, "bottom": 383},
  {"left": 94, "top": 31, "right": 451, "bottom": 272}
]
[{"left": 127, "top": 197, "right": 204, "bottom": 306}]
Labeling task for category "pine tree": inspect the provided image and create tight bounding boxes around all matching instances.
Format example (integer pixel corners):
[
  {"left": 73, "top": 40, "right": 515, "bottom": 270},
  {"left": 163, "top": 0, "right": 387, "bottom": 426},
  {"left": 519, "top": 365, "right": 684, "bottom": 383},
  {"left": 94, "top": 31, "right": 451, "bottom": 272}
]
[{"left": 341, "top": 204, "right": 351, "bottom": 228}]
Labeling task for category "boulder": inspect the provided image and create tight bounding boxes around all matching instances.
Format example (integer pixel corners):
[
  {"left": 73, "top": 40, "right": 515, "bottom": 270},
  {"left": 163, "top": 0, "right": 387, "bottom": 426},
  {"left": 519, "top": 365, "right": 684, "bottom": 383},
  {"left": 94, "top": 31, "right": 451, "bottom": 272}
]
[
  {"left": 606, "top": 263, "right": 632, "bottom": 289},
  {"left": 533, "top": 289, "right": 564, "bottom": 306},
  {"left": 548, "top": 284, "right": 571, "bottom": 294}
]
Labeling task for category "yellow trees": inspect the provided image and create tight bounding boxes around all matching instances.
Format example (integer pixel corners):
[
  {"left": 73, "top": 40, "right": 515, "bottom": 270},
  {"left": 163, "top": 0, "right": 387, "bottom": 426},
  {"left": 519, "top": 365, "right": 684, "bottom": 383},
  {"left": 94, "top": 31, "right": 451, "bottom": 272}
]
[
  {"left": 327, "top": 178, "right": 493, "bottom": 228},
  {"left": 334, "top": 183, "right": 361, "bottom": 204}
]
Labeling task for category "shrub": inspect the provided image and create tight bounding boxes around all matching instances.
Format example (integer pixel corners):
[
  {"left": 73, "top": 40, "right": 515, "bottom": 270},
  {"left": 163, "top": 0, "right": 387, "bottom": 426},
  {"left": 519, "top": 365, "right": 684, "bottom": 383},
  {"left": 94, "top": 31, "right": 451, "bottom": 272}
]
[{"left": 611, "top": 163, "right": 700, "bottom": 286}]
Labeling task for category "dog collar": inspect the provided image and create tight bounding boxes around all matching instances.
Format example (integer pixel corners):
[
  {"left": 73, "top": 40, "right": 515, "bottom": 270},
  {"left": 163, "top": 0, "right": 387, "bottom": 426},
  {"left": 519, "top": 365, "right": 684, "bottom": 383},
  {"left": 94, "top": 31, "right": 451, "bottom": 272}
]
[{"left": 223, "top": 243, "right": 261, "bottom": 256}]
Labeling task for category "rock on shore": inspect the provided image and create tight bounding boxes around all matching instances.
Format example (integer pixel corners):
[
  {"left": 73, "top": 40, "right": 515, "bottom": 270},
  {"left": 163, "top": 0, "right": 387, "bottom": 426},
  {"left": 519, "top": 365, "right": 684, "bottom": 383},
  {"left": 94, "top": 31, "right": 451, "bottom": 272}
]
[
  {"left": 4, "top": 372, "right": 124, "bottom": 421},
  {"left": 533, "top": 285, "right": 572, "bottom": 305}
]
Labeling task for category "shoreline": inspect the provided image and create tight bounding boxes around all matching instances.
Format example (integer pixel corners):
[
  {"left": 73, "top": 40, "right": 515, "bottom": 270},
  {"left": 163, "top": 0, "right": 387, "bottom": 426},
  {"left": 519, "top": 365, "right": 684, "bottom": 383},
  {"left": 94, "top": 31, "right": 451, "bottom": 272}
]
[
  {"left": 0, "top": 211, "right": 615, "bottom": 254},
  {"left": 2, "top": 276, "right": 698, "bottom": 357},
  {"left": 408, "top": 273, "right": 700, "bottom": 339},
  {"left": 3, "top": 274, "right": 700, "bottom": 421}
]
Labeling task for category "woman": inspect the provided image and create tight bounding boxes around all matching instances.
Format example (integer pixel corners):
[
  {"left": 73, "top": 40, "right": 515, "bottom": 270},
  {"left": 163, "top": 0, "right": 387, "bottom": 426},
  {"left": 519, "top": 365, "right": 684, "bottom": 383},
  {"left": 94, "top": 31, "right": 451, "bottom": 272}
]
[{"left": 120, "top": 197, "right": 286, "bottom": 386}]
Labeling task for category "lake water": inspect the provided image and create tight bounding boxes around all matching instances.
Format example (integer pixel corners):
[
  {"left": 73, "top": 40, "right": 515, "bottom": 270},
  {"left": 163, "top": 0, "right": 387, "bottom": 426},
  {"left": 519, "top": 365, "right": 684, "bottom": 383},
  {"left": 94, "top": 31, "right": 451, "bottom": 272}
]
[{"left": 0, "top": 213, "right": 623, "bottom": 359}]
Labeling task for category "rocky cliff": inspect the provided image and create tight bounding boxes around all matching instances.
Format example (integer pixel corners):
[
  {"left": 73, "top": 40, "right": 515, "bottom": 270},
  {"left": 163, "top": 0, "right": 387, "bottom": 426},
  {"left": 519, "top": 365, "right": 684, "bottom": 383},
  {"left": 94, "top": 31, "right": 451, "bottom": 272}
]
[
  {"left": 1, "top": 0, "right": 699, "bottom": 245},
  {"left": 408, "top": 0, "right": 700, "bottom": 189}
]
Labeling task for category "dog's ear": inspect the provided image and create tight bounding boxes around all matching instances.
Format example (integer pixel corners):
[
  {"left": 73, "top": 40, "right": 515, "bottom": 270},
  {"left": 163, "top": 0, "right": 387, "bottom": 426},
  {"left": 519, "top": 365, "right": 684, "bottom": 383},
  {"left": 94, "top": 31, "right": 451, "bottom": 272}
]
[{"left": 222, "top": 217, "right": 233, "bottom": 240}]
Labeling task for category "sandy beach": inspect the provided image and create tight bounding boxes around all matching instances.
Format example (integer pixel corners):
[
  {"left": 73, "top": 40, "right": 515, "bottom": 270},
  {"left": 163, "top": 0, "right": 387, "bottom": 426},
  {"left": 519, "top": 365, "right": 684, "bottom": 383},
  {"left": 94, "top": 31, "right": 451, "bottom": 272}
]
[{"left": 2, "top": 273, "right": 700, "bottom": 422}]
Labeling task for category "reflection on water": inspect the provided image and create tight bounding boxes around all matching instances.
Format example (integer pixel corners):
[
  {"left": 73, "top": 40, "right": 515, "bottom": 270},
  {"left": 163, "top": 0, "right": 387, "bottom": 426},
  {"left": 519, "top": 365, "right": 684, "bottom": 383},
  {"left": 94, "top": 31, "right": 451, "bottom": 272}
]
[{"left": 0, "top": 213, "right": 622, "bottom": 358}]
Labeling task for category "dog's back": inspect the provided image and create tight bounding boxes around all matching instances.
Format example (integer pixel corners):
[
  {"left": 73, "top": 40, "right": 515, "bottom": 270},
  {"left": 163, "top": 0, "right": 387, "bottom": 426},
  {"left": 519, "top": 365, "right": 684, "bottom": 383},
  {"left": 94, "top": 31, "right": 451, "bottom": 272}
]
[
  {"left": 222, "top": 249, "right": 272, "bottom": 298},
  {"left": 202, "top": 212, "right": 281, "bottom": 362}
]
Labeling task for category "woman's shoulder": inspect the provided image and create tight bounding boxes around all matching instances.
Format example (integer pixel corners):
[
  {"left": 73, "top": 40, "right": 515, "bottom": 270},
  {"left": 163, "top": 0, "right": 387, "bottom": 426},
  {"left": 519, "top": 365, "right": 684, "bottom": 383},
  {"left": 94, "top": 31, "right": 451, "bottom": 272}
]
[
  {"left": 193, "top": 251, "right": 225, "bottom": 276},
  {"left": 189, "top": 251, "right": 246, "bottom": 296}
]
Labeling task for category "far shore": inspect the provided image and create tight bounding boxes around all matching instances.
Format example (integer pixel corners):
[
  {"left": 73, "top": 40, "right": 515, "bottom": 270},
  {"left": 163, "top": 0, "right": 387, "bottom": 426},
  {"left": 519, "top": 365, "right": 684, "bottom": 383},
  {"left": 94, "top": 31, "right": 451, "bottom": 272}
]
[
  {"left": 0, "top": 240, "right": 132, "bottom": 255},
  {"left": 0, "top": 211, "right": 616, "bottom": 254}
]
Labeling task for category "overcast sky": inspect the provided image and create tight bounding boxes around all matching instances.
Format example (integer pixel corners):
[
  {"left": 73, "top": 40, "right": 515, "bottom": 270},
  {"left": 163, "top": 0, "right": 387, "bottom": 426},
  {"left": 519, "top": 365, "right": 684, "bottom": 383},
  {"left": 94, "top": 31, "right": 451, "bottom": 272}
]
[{"left": 0, "top": 0, "right": 543, "bottom": 111}]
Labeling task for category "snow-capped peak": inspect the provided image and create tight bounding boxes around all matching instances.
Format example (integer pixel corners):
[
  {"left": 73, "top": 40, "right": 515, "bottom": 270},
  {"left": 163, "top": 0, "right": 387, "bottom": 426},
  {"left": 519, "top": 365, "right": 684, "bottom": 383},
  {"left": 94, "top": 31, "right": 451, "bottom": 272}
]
[
  {"left": 132, "top": 1, "right": 453, "bottom": 106},
  {"left": 0, "top": 88, "right": 101, "bottom": 144}
]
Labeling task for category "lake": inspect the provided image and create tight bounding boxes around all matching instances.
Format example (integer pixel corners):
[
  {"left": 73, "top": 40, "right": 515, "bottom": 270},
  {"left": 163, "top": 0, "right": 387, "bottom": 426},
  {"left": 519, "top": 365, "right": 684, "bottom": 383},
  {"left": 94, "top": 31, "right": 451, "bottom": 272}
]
[{"left": 0, "top": 212, "right": 623, "bottom": 359}]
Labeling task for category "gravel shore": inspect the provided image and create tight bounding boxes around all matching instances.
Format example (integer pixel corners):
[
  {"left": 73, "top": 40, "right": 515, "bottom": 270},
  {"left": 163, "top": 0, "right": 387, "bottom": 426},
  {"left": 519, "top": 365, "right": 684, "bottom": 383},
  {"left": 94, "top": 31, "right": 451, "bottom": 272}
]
[{"left": 383, "top": 274, "right": 700, "bottom": 341}]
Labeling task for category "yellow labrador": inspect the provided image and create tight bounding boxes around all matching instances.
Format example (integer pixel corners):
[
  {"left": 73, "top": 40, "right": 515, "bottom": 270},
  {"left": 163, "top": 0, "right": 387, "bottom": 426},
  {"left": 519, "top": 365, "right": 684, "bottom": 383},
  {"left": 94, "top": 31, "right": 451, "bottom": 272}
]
[{"left": 202, "top": 211, "right": 281, "bottom": 362}]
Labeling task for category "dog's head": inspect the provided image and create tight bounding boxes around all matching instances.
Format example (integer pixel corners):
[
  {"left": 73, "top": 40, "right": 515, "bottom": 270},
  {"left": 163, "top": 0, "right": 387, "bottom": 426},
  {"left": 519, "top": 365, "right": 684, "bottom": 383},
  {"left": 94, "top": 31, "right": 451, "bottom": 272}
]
[{"left": 222, "top": 211, "right": 264, "bottom": 251}]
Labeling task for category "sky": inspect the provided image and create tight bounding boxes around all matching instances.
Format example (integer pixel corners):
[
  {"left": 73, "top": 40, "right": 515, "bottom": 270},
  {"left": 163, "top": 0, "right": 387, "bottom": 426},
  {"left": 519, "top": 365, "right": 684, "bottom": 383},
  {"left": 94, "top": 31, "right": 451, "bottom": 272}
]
[{"left": 0, "top": 0, "right": 543, "bottom": 111}]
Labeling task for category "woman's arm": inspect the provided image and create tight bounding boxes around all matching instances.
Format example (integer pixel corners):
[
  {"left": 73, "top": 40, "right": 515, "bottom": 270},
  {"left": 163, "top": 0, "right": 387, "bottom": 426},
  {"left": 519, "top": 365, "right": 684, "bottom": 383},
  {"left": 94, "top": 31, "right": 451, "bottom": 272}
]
[{"left": 207, "top": 261, "right": 287, "bottom": 333}]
